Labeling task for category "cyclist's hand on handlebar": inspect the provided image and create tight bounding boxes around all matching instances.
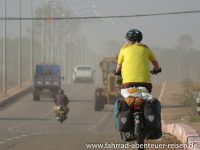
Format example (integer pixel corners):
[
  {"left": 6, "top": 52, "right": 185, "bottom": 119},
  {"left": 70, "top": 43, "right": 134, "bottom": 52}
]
[
  {"left": 112, "top": 70, "right": 120, "bottom": 75},
  {"left": 114, "top": 71, "right": 121, "bottom": 76},
  {"left": 151, "top": 67, "right": 162, "bottom": 75}
]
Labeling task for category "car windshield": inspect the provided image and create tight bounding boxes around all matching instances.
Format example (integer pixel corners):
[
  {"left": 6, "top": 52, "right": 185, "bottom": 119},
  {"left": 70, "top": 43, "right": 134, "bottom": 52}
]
[
  {"left": 77, "top": 66, "right": 91, "bottom": 71},
  {"left": 36, "top": 65, "right": 61, "bottom": 75}
]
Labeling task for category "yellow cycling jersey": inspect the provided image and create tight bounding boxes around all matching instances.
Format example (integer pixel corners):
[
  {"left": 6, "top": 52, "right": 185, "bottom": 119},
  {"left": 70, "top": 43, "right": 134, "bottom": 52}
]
[{"left": 117, "top": 43, "right": 156, "bottom": 83}]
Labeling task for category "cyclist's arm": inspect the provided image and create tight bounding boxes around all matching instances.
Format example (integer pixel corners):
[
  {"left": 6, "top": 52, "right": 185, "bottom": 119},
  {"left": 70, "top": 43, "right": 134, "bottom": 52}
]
[
  {"left": 148, "top": 48, "right": 161, "bottom": 70},
  {"left": 115, "top": 64, "right": 122, "bottom": 75},
  {"left": 115, "top": 48, "right": 124, "bottom": 75},
  {"left": 151, "top": 60, "right": 160, "bottom": 70}
]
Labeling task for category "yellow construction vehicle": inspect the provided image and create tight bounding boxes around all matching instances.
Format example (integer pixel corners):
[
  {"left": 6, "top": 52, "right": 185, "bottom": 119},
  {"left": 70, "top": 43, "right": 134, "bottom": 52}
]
[{"left": 94, "top": 57, "right": 122, "bottom": 111}]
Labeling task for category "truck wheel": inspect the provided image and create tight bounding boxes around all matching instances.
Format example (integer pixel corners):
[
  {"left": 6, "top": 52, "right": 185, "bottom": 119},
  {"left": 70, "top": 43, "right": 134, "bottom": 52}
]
[
  {"left": 94, "top": 88, "right": 106, "bottom": 111},
  {"left": 95, "top": 95, "right": 103, "bottom": 111},
  {"left": 33, "top": 90, "right": 40, "bottom": 101}
]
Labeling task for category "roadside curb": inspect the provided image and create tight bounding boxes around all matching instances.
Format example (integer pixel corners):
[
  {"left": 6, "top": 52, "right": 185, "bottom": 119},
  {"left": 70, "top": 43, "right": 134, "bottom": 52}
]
[
  {"left": 0, "top": 82, "right": 32, "bottom": 107},
  {"left": 162, "top": 121, "right": 200, "bottom": 149},
  {"left": 160, "top": 82, "right": 200, "bottom": 149}
]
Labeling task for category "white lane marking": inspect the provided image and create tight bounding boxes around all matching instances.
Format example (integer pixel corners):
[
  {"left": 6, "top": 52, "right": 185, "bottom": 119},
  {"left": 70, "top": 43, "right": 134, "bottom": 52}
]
[
  {"left": 1, "top": 132, "right": 47, "bottom": 144},
  {"left": 7, "top": 111, "right": 53, "bottom": 132},
  {"left": 6, "top": 139, "right": 13, "bottom": 141},
  {"left": 32, "top": 132, "right": 43, "bottom": 135},
  {"left": 159, "top": 81, "right": 167, "bottom": 102},
  {"left": 159, "top": 82, "right": 167, "bottom": 122},
  {"left": 0, "top": 141, "right": 5, "bottom": 144},
  {"left": 88, "top": 111, "right": 110, "bottom": 133}
]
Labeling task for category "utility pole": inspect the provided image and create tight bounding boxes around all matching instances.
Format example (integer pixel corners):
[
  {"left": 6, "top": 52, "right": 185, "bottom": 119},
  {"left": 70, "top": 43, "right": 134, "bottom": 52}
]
[
  {"left": 3, "top": 0, "right": 7, "bottom": 95},
  {"left": 52, "top": 5, "right": 54, "bottom": 64},
  {"left": 42, "top": 0, "right": 45, "bottom": 63},
  {"left": 18, "top": 0, "right": 22, "bottom": 87},
  {"left": 30, "top": 0, "right": 33, "bottom": 79}
]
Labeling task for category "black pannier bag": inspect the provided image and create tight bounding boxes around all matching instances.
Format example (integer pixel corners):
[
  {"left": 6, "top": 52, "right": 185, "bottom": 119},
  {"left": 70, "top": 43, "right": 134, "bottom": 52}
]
[
  {"left": 114, "top": 99, "right": 136, "bottom": 142},
  {"left": 114, "top": 99, "right": 134, "bottom": 132},
  {"left": 143, "top": 98, "right": 162, "bottom": 139},
  {"left": 120, "top": 132, "right": 136, "bottom": 142}
]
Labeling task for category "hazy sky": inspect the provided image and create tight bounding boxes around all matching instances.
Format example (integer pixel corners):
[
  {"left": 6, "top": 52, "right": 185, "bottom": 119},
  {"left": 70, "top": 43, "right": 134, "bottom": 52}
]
[
  {"left": 0, "top": 0, "right": 200, "bottom": 50},
  {"left": 67, "top": 0, "right": 200, "bottom": 50}
]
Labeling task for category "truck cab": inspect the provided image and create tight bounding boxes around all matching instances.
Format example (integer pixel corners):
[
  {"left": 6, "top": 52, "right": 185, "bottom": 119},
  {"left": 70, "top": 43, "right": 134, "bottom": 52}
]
[
  {"left": 94, "top": 57, "right": 122, "bottom": 111},
  {"left": 33, "top": 64, "right": 62, "bottom": 101}
]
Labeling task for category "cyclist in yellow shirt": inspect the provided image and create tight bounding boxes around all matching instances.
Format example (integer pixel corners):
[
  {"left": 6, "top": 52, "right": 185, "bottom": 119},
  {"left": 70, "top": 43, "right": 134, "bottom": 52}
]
[{"left": 115, "top": 29, "right": 161, "bottom": 93}]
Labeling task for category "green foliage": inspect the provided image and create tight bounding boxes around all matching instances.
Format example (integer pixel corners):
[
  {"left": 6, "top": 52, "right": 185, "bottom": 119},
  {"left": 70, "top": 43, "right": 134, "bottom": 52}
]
[
  {"left": 182, "top": 81, "right": 200, "bottom": 122},
  {"left": 189, "top": 115, "right": 200, "bottom": 122},
  {"left": 183, "top": 87, "right": 196, "bottom": 106}
]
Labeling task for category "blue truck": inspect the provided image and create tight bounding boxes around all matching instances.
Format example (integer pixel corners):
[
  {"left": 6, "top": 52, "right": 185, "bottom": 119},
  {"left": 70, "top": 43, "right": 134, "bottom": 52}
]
[{"left": 33, "top": 64, "right": 62, "bottom": 101}]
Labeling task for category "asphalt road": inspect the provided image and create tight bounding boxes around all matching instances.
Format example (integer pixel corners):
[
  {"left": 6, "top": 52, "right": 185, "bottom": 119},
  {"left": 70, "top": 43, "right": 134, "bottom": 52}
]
[{"left": 0, "top": 83, "right": 181, "bottom": 150}]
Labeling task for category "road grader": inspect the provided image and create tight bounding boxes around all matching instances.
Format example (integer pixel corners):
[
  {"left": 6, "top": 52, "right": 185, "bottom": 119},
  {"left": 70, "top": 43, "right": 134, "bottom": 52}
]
[{"left": 94, "top": 57, "right": 122, "bottom": 111}]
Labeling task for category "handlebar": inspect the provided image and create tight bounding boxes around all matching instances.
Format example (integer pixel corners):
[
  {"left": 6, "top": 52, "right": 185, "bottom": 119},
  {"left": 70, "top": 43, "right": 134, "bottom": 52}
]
[
  {"left": 114, "top": 72, "right": 121, "bottom": 76},
  {"left": 150, "top": 68, "right": 162, "bottom": 75},
  {"left": 114, "top": 68, "right": 162, "bottom": 76}
]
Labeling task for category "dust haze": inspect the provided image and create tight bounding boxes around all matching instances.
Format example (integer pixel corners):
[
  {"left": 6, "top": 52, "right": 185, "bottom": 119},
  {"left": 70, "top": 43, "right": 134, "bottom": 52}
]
[
  {"left": 0, "top": 0, "right": 200, "bottom": 149},
  {"left": 0, "top": 0, "right": 200, "bottom": 92}
]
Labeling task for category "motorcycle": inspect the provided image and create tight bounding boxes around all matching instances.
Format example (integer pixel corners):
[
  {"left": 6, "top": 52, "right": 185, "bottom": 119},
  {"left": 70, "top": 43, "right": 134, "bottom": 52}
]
[
  {"left": 115, "top": 69, "right": 161, "bottom": 150},
  {"left": 56, "top": 105, "right": 67, "bottom": 124}
]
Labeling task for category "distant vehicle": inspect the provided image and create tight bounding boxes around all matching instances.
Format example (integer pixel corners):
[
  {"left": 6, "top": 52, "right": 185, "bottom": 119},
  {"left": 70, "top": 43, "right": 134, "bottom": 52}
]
[
  {"left": 94, "top": 57, "right": 121, "bottom": 111},
  {"left": 33, "top": 64, "right": 62, "bottom": 101},
  {"left": 73, "top": 65, "right": 94, "bottom": 83}
]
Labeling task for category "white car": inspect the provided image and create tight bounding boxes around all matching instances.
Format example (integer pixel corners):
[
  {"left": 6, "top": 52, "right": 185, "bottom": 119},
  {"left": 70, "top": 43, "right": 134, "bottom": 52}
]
[{"left": 73, "top": 65, "right": 94, "bottom": 83}]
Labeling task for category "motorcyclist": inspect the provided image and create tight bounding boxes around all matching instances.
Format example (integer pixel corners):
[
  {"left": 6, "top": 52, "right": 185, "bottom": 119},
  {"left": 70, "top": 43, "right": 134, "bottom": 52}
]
[
  {"left": 115, "top": 29, "right": 161, "bottom": 93},
  {"left": 53, "top": 89, "right": 69, "bottom": 119}
]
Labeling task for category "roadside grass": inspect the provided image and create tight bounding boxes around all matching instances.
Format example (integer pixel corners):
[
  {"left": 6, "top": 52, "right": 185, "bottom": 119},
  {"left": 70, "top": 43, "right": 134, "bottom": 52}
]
[{"left": 181, "top": 79, "right": 200, "bottom": 122}]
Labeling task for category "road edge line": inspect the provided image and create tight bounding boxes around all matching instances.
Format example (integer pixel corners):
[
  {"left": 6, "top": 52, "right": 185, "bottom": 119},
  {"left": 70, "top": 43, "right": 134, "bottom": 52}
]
[{"left": 0, "top": 83, "right": 32, "bottom": 107}]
